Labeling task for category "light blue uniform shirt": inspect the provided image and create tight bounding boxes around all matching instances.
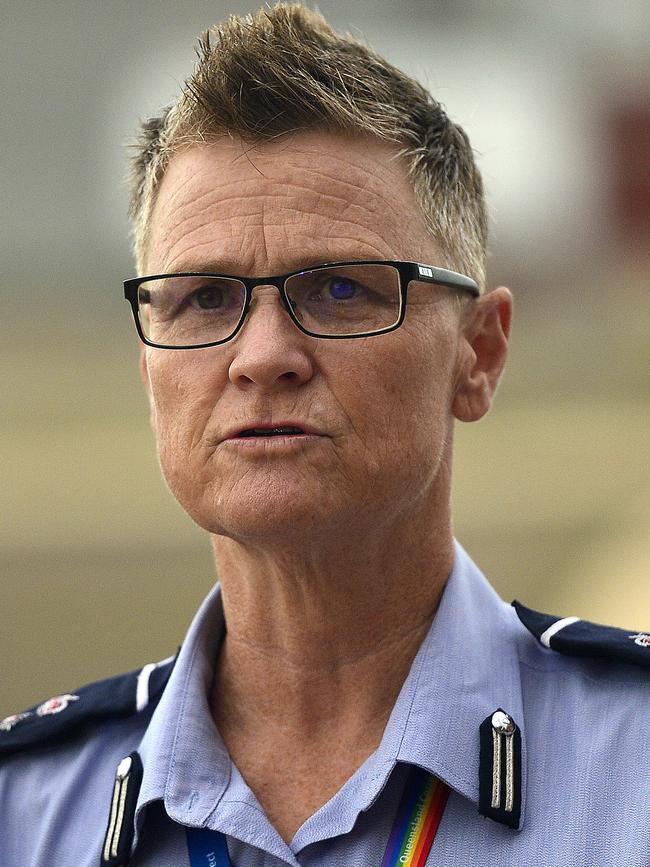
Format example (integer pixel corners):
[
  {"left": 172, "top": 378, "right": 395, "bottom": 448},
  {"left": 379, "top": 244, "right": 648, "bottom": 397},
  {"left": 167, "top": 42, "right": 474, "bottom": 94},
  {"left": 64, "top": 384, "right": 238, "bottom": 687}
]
[{"left": 1, "top": 540, "right": 649, "bottom": 865}]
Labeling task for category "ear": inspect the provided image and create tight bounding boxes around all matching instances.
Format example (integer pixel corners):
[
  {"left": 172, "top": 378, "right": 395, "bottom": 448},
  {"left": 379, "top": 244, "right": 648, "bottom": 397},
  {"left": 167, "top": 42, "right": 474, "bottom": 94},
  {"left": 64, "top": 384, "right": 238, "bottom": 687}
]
[{"left": 452, "top": 286, "right": 513, "bottom": 423}]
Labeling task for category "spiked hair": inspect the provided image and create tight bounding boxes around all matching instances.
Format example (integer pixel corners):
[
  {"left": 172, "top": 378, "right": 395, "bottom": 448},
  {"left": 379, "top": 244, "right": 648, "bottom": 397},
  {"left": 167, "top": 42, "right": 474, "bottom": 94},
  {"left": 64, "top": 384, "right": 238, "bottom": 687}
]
[{"left": 128, "top": 3, "right": 488, "bottom": 288}]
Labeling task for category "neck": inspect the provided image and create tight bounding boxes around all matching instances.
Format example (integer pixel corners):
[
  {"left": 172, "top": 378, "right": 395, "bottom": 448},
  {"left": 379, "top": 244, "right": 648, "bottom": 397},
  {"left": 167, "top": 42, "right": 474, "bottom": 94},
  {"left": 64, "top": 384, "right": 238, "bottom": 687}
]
[
  {"left": 209, "top": 504, "right": 454, "bottom": 742},
  {"left": 207, "top": 489, "right": 454, "bottom": 842}
]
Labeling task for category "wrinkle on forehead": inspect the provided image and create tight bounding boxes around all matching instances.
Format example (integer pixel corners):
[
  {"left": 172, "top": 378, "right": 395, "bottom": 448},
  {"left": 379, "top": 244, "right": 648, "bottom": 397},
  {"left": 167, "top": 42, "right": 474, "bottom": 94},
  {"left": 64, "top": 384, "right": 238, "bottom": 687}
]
[{"left": 146, "top": 132, "right": 438, "bottom": 276}]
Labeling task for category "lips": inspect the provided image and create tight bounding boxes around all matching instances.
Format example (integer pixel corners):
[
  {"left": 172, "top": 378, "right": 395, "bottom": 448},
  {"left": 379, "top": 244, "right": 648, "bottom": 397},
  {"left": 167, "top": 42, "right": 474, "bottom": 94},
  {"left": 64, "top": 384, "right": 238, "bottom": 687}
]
[
  {"left": 237, "top": 426, "right": 305, "bottom": 437},
  {"left": 222, "top": 421, "right": 323, "bottom": 441}
]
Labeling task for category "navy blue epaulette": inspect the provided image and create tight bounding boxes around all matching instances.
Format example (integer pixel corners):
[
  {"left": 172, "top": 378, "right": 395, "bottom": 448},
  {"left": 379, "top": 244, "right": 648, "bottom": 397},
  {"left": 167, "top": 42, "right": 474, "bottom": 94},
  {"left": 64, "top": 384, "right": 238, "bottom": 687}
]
[
  {"left": 513, "top": 601, "right": 650, "bottom": 669},
  {"left": 0, "top": 652, "right": 177, "bottom": 758}
]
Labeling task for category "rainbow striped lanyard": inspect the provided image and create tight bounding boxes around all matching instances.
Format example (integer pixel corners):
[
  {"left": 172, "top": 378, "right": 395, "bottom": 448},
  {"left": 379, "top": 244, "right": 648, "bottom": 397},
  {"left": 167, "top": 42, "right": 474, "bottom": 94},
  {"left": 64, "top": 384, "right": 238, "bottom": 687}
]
[{"left": 186, "top": 765, "right": 449, "bottom": 867}]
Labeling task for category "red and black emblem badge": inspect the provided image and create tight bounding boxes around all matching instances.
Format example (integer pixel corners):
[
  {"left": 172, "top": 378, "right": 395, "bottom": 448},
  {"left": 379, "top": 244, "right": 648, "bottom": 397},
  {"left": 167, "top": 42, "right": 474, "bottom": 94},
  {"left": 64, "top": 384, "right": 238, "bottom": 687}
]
[{"left": 36, "top": 694, "right": 80, "bottom": 716}]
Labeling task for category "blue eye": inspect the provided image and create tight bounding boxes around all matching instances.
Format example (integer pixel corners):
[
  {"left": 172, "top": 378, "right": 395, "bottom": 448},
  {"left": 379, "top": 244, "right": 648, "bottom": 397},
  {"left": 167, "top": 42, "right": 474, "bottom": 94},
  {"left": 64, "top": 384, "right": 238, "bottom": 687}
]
[{"left": 328, "top": 278, "right": 357, "bottom": 300}]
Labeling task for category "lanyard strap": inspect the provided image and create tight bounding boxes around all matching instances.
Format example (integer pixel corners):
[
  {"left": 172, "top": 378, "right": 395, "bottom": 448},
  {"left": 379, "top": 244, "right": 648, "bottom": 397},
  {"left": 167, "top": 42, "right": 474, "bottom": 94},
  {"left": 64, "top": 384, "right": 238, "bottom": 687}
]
[
  {"left": 186, "top": 766, "right": 449, "bottom": 867},
  {"left": 186, "top": 824, "right": 231, "bottom": 866},
  {"left": 380, "top": 767, "right": 449, "bottom": 867}
]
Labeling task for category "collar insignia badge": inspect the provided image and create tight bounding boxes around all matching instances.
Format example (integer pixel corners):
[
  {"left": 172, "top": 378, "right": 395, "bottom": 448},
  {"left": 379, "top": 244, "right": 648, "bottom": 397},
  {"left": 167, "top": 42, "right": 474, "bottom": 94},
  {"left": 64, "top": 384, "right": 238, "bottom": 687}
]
[
  {"left": 101, "top": 752, "right": 144, "bottom": 867},
  {"left": 479, "top": 708, "right": 522, "bottom": 828},
  {"left": 0, "top": 712, "right": 32, "bottom": 732},
  {"left": 629, "top": 632, "right": 650, "bottom": 648},
  {"left": 36, "top": 694, "right": 80, "bottom": 716}
]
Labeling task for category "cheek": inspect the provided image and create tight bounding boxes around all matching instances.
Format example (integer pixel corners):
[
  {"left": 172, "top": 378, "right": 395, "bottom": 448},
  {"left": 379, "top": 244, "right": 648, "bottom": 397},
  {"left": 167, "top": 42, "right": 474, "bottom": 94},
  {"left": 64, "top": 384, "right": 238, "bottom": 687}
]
[
  {"left": 376, "top": 326, "right": 455, "bottom": 413},
  {"left": 146, "top": 353, "right": 223, "bottom": 465},
  {"left": 349, "top": 328, "right": 456, "bottom": 468}
]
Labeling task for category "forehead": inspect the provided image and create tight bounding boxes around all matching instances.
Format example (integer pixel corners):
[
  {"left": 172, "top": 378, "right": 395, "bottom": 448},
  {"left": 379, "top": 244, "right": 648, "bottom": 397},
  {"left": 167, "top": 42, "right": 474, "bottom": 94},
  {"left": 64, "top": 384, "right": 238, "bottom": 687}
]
[{"left": 146, "top": 131, "right": 439, "bottom": 274}]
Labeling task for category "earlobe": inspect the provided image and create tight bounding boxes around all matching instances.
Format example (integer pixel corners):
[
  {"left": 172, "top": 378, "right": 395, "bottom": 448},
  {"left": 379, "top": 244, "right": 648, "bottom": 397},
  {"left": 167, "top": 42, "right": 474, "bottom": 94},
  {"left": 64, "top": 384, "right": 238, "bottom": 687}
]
[{"left": 452, "top": 287, "right": 513, "bottom": 423}]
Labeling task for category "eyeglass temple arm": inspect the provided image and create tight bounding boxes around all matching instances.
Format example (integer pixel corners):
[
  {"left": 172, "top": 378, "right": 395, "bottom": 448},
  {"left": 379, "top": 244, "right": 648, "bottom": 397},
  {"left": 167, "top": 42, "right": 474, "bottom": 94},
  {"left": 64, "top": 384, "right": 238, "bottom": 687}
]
[{"left": 414, "top": 264, "right": 480, "bottom": 297}]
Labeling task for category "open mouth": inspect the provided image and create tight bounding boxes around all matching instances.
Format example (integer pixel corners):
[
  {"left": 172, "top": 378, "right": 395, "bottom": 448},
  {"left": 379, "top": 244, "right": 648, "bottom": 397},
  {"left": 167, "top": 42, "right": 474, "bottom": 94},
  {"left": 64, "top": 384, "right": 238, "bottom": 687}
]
[{"left": 237, "top": 427, "right": 306, "bottom": 437}]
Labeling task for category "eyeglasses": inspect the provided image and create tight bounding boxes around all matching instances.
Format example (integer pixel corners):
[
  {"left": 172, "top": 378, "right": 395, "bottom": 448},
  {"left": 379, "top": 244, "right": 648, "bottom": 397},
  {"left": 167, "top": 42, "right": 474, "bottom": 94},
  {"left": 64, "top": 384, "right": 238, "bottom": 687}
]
[{"left": 123, "top": 260, "right": 479, "bottom": 350}]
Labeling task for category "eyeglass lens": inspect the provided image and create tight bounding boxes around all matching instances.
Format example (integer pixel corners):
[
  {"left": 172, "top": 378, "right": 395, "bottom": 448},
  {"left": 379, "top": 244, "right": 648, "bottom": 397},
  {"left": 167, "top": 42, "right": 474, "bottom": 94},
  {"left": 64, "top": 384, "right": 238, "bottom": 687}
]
[{"left": 136, "top": 263, "right": 402, "bottom": 346}]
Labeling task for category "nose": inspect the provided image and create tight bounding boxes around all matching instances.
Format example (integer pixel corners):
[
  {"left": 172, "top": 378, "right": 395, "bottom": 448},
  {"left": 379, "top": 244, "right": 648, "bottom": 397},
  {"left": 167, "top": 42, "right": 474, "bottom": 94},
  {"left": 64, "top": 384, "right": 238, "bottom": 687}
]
[{"left": 227, "top": 285, "right": 315, "bottom": 390}]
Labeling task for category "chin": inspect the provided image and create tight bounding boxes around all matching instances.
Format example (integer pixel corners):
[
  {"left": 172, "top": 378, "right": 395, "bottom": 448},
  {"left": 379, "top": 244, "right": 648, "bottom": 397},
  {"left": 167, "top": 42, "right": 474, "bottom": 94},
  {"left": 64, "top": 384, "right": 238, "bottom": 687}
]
[
  {"left": 168, "top": 476, "right": 327, "bottom": 536},
  {"left": 183, "top": 484, "right": 382, "bottom": 546},
  {"left": 161, "top": 455, "right": 429, "bottom": 543}
]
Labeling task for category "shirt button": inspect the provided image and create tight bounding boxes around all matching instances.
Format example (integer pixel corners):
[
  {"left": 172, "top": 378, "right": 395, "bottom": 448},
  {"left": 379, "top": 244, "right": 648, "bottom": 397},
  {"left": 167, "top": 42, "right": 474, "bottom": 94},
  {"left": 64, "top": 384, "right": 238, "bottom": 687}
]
[{"left": 491, "top": 710, "right": 515, "bottom": 735}]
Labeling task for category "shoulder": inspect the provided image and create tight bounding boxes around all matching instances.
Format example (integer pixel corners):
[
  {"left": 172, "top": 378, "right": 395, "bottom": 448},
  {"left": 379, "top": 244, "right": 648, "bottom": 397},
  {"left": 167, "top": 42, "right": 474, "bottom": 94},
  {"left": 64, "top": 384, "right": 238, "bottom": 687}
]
[
  {"left": 0, "top": 656, "right": 176, "bottom": 866},
  {"left": 512, "top": 600, "right": 650, "bottom": 673},
  {"left": 0, "top": 653, "right": 177, "bottom": 760}
]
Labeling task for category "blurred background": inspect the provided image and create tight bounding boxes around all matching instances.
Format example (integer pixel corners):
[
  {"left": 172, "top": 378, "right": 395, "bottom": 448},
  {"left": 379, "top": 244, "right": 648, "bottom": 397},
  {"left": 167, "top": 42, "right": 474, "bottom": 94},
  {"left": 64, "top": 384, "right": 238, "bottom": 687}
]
[{"left": 2, "top": 0, "right": 648, "bottom": 717}]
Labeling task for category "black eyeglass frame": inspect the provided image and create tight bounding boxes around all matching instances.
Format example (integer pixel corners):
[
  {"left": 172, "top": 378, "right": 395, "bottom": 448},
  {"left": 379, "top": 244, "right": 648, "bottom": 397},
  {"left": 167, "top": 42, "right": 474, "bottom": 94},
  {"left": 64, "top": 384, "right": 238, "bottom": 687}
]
[{"left": 123, "top": 260, "right": 480, "bottom": 350}]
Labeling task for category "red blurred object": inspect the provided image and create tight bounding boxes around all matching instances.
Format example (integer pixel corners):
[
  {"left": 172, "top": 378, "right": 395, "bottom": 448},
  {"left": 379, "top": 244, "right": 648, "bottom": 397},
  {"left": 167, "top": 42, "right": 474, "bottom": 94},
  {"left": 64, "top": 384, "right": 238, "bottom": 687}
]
[{"left": 607, "top": 103, "right": 650, "bottom": 245}]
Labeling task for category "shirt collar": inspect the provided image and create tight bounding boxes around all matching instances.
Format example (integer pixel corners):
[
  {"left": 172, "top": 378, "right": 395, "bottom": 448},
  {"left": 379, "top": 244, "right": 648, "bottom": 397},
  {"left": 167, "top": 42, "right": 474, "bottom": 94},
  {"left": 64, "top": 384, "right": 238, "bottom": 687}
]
[
  {"left": 136, "top": 579, "right": 230, "bottom": 827},
  {"left": 391, "top": 539, "right": 527, "bottom": 828}
]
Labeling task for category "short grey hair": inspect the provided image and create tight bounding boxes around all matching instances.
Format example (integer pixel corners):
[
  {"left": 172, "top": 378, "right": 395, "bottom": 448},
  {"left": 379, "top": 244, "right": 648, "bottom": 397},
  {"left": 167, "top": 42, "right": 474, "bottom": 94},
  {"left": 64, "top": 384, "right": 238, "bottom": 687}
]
[{"left": 128, "top": 3, "right": 488, "bottom": 289}]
